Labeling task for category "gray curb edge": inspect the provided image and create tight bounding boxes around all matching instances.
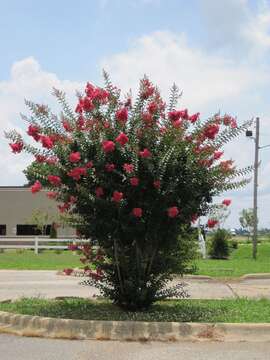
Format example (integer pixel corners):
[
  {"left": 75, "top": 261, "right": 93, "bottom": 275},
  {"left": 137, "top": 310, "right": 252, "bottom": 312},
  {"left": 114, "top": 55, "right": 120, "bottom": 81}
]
[{"left": 0, "top": 311, "right": 270, "bottom": 342}]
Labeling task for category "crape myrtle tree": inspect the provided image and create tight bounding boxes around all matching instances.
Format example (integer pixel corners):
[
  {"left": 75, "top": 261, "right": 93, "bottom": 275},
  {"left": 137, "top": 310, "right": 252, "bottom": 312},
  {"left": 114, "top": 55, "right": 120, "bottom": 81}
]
[{"left": 6, "top": 72, "right": 252, "bottom": 310}]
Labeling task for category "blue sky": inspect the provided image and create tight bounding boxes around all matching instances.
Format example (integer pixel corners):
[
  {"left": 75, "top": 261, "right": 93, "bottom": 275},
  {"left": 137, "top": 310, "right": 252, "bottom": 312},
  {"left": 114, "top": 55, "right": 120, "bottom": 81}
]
[
  {"left": 0, "top": 0, "right": 202, "bottom": 81},
  {"left": 0, "top": 0, "right": 270, "bottom": 228}
]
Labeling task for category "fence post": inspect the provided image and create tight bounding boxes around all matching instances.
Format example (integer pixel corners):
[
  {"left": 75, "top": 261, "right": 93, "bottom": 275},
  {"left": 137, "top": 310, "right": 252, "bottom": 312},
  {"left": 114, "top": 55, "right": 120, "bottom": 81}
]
[{"left": 34, "top": 237, "right": 39, "bottom": 255}]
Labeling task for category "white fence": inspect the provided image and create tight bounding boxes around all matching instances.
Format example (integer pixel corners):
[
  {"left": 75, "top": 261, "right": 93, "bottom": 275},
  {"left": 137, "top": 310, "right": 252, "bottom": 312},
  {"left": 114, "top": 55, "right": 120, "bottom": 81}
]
[{"left": 0, "top": 238, "right": 88, "bottom": 254}]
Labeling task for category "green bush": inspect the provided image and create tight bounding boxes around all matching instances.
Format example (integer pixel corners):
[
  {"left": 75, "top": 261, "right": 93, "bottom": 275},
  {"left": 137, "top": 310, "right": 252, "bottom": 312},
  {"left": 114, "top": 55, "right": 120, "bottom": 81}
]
[
  {"left": 209, "top": 229, "right": 230, "bottom": 259},
  {"left": 230, "top": 239, "right": 238, "bottom": 250},
  {"left": 50, "top": 223, "right": 58, "bottom": 239}
]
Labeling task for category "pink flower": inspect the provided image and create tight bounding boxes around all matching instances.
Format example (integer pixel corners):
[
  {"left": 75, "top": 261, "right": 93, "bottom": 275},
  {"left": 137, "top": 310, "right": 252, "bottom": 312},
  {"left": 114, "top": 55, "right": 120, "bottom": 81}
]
[
  {"left": 46, "top": 191, "right": 58, "bottom": 199},
  {"left": 153, "top": 180, "right": 161, "bottom": 189},
  {"left": 40, "top": 135, "right": 54, "bottom": 149},
  {"left": 139, "top": 148, "right": 151, "bottom": 158},
  {"left": 207, "top": 219, "right": 219, "bottom": 228},
  {"left": 27, "top": 125, "right": 40, "bottom": 141},
  {"left": 85, "top": 83, "right": 109, "bottom": 104},
  {"left": 172, "top": 120, "right": 182, "bottom": 128},
  {"left": 168, "top": 110, "right": 181, "bottom": 122},
  {"left": 63, "top": 268, "right": 73, "bottom": 275},
  {"left": 169, "top": 109, "right": 189, "bottom": 121},
  {"left": 47, "top": 175, "right": 62, "bottom": 186},
  {"left": 46, "top": 157, "right": 58, "bottom": 165},
  {"left": 189, "top": 113, "right": 200, "bottom": 123},
  {"left": 123, "top": 163, "right": 134, "bottom": 173},
  {"left": 231, "top": 118, "right": 237, "bottom": 128},
  {"left": 58, "top": 203, "right": 70, "bottom": 213},
  {"left": 203, "top": 124, "right": 220, "bottom": 140},
  {"left": 62, "top": 120, "right": 73, "bottom": 132},
  {"left": 116, "top": 107, "right": 128, "bottom": 123},
  {"left": 142, "top": 112, "right": 153, "bottom": 125},
  {"left": 31, "top": 180, "right": 42, "bottom": 194},
  {"left": 67, "top": 167, "right": 87, "bottom": 181},
  {"left": 191, "top": 214, "right": 198, "bottom": 223},
  {"left": 141, "top": 79, "right": 155, "bottom": 99},
  {"left": 103, "top": 121, "right": 110, "bottom": 129},
  {"left": 115, "top": 132, "right": 129, "bottom": 146},
  {"left": 112, "top": 191, "right": 123, "bottom": 203},
  {"left": 75, "top": 97, "right": 94, "bottom": 113},
  {"left": 222, "top": 199, "right": 232, "bottom": 207},
  {"left": 198, "top": 159, "right": 213, "bottom": 168},
  {"left": 68, "top": 244, "right": 78, "bottom": 251},
  {"left": 95, "top": 187, "right": 104, "bottom": 198},
  {"left": 167, "top": 206, "right": 180, "bottom": 218},
  {"left": 77, "top": 116, "right": 85, "bottom": 130},
  {"left": 102, "top": 140, "right": 115, "bottom": 153},
  {"left": 130, "top": 177, "right": 139, "bottom": 186},
  {"left": 148, "top": 101, "right": 158, "bottom": 114},
  {"left": 213, "top": 151, "right": 223, "bottom": 160},
  {"left": 220, "top": 160, "right": 234, "bottom": 173},
  {"left": 105, "top": 163, "right": 115, "bottom": 172},
  {"left": 82, "top": 97, "right": 94, "bottom": 112},
  {"left": 69, "top": 196, "right": 77, "bottom": 204},
  {"left": 9, "top": 142, "right": 23, "bottom": 153},
  {"left": 35, "top": 155, "right": 47, "bottom": 163},
  {"left": 223, "top": 115, "right": 237, "bottom": 127},
  {"left": 132, "top": 208, "right": 142, "bottom": 218},
  {"left": 179, "top": 109, "right": 189, "bottom": 120},
  {"left": 86, "top": 161, "right": 93, "bottom": 168},
  {"left": 69, "top": 152, "right": 81, "bottom": 163}
]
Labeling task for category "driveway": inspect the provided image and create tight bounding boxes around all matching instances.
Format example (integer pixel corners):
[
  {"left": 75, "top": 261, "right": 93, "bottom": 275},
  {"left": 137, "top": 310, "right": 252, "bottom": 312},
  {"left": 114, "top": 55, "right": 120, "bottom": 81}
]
[{"left": 0, "top": 270, "right": 270, "bottom": 300}]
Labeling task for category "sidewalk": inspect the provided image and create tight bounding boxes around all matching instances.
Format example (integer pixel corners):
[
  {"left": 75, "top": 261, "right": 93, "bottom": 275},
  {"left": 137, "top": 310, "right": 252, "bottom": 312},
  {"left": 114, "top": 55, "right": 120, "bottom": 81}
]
[{"left": 0, "top": 270, "right": 270, "bottom": 301}]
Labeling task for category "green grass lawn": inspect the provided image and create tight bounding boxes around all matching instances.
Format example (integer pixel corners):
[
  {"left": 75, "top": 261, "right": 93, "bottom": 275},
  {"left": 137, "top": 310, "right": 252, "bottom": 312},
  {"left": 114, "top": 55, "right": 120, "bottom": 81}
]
[
  {"left": 0, "top": 250, "right": 81, "bottom": 270},
  {"left": 194, "top": 242, "right": 270, "bottom": 278},
  {"left": 1, "top": 297, "right": 270, "bottom": 323},
  {"left": 0, "top": 243, "right": 269, "bottom": 277}
]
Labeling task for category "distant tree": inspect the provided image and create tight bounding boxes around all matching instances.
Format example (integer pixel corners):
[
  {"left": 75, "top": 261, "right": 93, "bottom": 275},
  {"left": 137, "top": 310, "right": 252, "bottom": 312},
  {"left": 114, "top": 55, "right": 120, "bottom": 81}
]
[
  {"left": 27, "top": 209, "right": 56, "bottom": 236},
  {"left": 239, "top": 208, "right": 256, "bottom": 240}
]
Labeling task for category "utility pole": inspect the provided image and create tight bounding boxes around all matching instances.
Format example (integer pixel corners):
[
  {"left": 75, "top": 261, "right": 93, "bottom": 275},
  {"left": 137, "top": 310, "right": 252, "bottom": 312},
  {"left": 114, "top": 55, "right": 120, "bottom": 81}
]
[
  {"left": 252, "top": 117, "right": 259, "bottom": 260},
  {"left": 246, "top": 117, "right": 270, "bottom": 260}
]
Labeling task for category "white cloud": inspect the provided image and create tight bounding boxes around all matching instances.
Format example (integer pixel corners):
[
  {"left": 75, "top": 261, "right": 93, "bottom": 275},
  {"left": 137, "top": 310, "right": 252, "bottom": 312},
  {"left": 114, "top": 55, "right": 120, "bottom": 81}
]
[
  {"left": 244, "top": 8, "right": 270, "bottom": 54},
  {"left": 101, "top": 31, "right": 268, "bottom": 111},
  {"left": 200, "top": 0, "right": 270, "bottom": 59},
  {"left": 0, "top": 57, "right": 83, "bottom": 186},
  {"left": 101, "top": 30, "right": 270, "bottom": 228}
]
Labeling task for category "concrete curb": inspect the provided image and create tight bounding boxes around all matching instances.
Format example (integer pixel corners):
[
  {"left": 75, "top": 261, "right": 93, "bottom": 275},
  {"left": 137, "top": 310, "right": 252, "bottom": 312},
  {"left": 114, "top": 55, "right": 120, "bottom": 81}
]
[
  {"left": 0, "top": 311, "right": 270, "bottom": 342},
  {"left": 240, "top": 273, "right": 270, "bottom": 280}
]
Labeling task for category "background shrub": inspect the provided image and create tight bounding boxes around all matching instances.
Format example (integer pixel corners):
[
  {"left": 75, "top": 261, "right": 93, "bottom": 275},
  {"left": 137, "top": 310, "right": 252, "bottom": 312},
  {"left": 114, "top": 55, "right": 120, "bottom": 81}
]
[{"left": 209, "top": 229, "right": 230, "bottom": 259}]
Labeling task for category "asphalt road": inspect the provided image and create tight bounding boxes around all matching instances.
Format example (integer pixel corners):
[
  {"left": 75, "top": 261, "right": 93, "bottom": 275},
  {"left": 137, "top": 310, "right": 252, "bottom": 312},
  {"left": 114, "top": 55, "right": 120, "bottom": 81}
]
[
  {"left": 0, "top": 334, "right": 269, "bottom": 360},
  {"left": 1, "top": 270, "right": 270, "bottom": 300}
]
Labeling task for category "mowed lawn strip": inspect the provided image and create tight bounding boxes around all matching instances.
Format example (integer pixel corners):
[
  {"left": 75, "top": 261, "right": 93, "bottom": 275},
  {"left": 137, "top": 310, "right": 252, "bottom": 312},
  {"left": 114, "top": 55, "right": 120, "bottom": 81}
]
[
  {"left": 194, "top": 242, "right": 270, "bottom": 278},
  {"left": 0, "top": 250, "right": 81, "bottom": 270},
  {"left": 0, "top": 298, "right": 270, "bottom": 323},
  {"left": 0, "top": 243, "right": 269, "bottom": 277}
]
